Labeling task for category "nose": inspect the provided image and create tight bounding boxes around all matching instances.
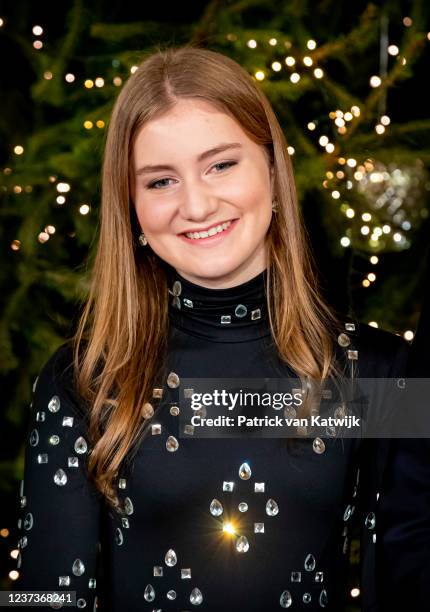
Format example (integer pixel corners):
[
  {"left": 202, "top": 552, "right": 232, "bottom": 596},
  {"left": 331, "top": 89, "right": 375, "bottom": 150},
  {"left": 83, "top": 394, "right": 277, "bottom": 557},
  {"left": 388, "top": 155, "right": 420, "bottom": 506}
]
[{"left": 178, "top": 183, "right": 219, "bottom": 222}]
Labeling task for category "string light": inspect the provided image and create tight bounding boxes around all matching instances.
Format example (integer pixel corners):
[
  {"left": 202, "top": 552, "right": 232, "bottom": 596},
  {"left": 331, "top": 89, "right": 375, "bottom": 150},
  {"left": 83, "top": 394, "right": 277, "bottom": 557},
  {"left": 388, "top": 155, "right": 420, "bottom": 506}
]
[
  {"left": 404, "top": 330, "right": 414, "bottom": 341},
  {"left": 14, "top": 146, "right": 24, "bottom": 155},
  {"left": 32, "top": 25, "right": 43, "bottom": 36}
]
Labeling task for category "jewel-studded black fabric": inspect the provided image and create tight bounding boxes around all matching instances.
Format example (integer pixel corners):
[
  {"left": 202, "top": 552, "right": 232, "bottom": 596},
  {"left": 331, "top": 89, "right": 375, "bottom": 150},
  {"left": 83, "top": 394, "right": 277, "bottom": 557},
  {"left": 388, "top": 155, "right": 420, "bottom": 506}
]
[{"left": 15, "top": 266, "right": 410, "bottom": 611}]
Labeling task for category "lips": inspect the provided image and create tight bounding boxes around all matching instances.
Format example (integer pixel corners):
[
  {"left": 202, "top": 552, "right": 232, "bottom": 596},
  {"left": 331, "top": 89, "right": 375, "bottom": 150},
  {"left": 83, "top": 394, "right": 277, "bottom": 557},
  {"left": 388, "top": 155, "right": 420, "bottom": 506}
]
[{"left": 180, "top": 219, "right": 237, "bottom": 236}]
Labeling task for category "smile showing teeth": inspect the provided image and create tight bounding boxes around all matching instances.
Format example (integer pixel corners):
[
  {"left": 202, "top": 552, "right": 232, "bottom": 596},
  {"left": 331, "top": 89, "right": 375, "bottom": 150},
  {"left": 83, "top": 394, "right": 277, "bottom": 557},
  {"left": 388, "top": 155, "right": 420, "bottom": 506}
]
[{"left": 185, "top": 220, "right": 232, "bottom": 239}]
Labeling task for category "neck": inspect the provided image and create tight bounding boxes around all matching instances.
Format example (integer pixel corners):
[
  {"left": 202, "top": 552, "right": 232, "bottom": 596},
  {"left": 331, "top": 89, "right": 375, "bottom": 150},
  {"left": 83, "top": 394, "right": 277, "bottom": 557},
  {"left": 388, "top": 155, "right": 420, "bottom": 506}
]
[{"left": 166, "top": 264, "right": 271, "bottom": 343}]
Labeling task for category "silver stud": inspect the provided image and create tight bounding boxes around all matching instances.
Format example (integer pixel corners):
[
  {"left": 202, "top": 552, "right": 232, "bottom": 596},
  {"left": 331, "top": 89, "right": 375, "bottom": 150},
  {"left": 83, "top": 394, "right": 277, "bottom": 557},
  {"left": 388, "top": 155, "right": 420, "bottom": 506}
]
[
  {"left": 254, "top": 522, "right": 265, "bottom": 533},
  {"left": 222, "top": 481, "right": 234, "bottom": 492},
  {"left": 62, "top": 416, "right": 74, "bottom": 427},
  {"left": 23, "top": 512, "right": 33, "bottom": 530},
  {"left": 303, "top": 593, "right": 312, "bottom": 604},
  {"left": 345, "top": 322, "right": 355, "bottom": 332},
  {"left": 184, "top": 424, "right": 195, "bottom": 435},
  {"left": 167, "top": 590, "right": 177, "bottom": 600},
  {"left": 48, "top": 395, "right": 61, "bottom": 413},
  {"left": 49, "top": 435, "right": 60, "bottom": 445},
  {"left": 343, "top": 505, "right": 354, "bottom": 521},
  {"left": 88, "top": 578, "right": 96, "bottom": 588},
  {"left": 183, "top": 298, "right": 194, "bottom": 308},
  {"left": 37, "top": 453, "right": 48, "bottom": 464},
  {"left": 76, "top": 598, "right": 86, "bottom": 608},
  {"left": 29, "top": 429, "right": 39, "bottom": 446},
  {"left": 152, "top": 388, "right": 163, "bottom": 399},
  {"left": 347, "top": 350, "right": 358, "bottom": 360},
  {"left": 20, "top": 496, "right": 26, "bottom": 508},
  {"left": 315, "top": 571, "right": 324, "bottom": 582},
  {"left": 142, "top": 402, "right": 154, "bottom": 419},
  {"left": 59, "top": 576, "right": 70, "bottom": 586},
  {"left": 291, "top": 571, "right": 301, "bottom": 582},
  {"left": 167, "top": 371, "right": 180, "bottom": 388},
  {"left": 18, "top": 536, "right": 27, "bottom": 549},
  {"left": 118, "top": 478, "right": 127, "bottom": 489},
  {"left": 337, "top": 333, "right": 350, "bottom": 347},
  {"left": 181, "top": 568, "right": 191, "bottom": 579},
  {"left": 254, "top": 482, "right": 265, "bottom": 493},
  {"left": 170, "top": 405, "right": 180, "bottom": 416},
  {"left": 234, "top": 304, "right": 248, "bottom": 318},
  {"left": 166, "top": 435, "right": 179, "bottom": 452},
  {"left": 313, "top": 437, "right": 326, "bottom": 454},
  {"left": 68, "top": 456, "right": 79, "bottom": 468},
  {"left": 221, "top": 315, "right": 231, "bottom": 324},
  {"left": 251, "top": 308, "right": 261, "bottom": 320},
  {"left": 153, "top": 566, "right": 163, "bottom": 577},
  {"left": 184, "top": 388, "right": 194, "bottom": 398},
  {"left": 238, "top": 502, "right": 248, "bottom": 513},
  {"left": 121, "top": 517, "right": 129, "bottom": 528},
  {"left": 151, "top": 423, "right": 162, "bottom": 435}
]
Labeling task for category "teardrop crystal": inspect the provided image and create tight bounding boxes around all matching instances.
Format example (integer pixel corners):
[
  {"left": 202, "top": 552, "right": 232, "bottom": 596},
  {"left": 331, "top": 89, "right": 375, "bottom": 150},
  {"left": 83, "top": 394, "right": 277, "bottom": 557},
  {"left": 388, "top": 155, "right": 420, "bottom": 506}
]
[
  {"left": 190, "top": 587, "right": 203, "bottom": 605},
  {"left": 143, "top": 584, "right": 155, "bottom": 602},
  {"left": 304, "top": 553, "right": 316, "bottom": 571},
  {"left": 312, "top": 437, "right": 326, "bottom": 454},
  {"left": 72, "top": 558, "right": 85, "bottom": 576},
  {"left": 23, "top": 512, "right": 33, "bottom": 530},
  {"left": 53, "top": 468, "right": 67, "bottom": 486},
  {"left": 209, "top": 499, "right": 223, "bottom": 517},
  {"left": 48, "top": 395, "right": 61, "bottom": 413},
  {"left": 235, "top": 535, "right": 250, "bottom": 553},
  {"left": 166, "top": 435, "right": 179, "bottom": 452},
  {"left": 365, "top": 512, "right": 376, "bottom": 529},
  {"left": 280, "top": 590, "right": 292, "bottom": 608},
  {"left": 29, "top": 429, "right": 39, "bottom": 447},
  {"left": 238, "top": 462, "right": 251, "bottom": 480},
  {"left": 319, "top": 589, "right": 328, "bottom": 607},
  {"left": 266, "top": 498, "right": 279, "bottom": 516},
  {"left": 124, "top": 497, "right": 134, "bottom": 515},
  {"left": 165, "top": 548, "right": 177, "bottom": 567},
  {"left": 74, "top": 436, "right": 88, "bottom": 454}
]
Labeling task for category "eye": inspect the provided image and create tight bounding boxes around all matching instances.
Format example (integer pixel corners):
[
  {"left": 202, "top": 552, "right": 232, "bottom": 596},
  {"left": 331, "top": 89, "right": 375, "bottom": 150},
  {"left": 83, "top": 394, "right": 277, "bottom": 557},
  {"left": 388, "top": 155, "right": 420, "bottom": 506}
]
[{"left": 146, "top": 160, "right": 237, "bottom": 190}]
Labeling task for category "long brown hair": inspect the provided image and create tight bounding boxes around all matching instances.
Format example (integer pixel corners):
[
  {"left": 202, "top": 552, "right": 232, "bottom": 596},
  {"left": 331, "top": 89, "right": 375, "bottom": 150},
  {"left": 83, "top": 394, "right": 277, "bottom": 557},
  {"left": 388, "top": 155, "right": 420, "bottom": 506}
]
[{"left": 71, "top": 43, "right": 343, "bottom": 511}]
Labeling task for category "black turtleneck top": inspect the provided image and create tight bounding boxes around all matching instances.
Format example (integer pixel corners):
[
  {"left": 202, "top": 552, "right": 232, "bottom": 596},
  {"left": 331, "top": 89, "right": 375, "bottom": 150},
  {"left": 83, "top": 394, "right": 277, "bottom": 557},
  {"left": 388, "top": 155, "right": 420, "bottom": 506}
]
[{"left": 15, "top": 265, "right": 410, "bottom": 611}]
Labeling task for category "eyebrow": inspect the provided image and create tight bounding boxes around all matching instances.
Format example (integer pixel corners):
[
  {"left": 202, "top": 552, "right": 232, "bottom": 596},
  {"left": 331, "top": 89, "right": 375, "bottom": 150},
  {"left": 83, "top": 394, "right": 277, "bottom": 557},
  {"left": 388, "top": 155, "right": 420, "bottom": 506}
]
[{"left": 135, "top": 142, "right": 243, "bottom": 176}]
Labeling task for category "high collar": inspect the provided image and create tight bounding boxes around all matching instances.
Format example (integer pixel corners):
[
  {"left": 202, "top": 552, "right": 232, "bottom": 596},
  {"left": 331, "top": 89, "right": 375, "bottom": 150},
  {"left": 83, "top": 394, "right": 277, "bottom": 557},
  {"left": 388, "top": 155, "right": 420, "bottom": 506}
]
[{"left": 166, "top": 265, "right": 272, "bottom": 343}]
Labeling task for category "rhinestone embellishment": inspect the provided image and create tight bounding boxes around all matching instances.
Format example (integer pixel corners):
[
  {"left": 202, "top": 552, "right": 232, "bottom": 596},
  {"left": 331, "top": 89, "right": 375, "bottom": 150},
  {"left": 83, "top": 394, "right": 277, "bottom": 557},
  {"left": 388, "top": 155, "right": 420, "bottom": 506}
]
[{"left": 167, "top": 371, "right": 180, "bottom": 388}]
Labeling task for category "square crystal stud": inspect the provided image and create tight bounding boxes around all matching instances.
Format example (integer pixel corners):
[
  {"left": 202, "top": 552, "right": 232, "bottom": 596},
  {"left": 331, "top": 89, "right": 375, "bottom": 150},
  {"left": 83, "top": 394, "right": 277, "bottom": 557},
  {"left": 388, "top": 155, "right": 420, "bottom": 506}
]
[
  {"left": 347, "top": 350, "right": 358, "bottom": 360},
  {"left": 151, "top": 423, "right": 162, "bottom": 435},
  {"left": 183, "top": 298, "right": 193, "bottom": 308},
  {"left": 251, "top": 308, "right": 261, "bottom": 320},
  {"left": 37, "top": 453, "right": 48, "bottom": 464},
  {"left": 181, "top": 568, "right": 191, "bottom": 579},
  {"left": 68, "top": 456, "right": 79, "bottom": 468},
  {"left": 223, "top": 481, "right": 234, "bottom": 492},
  {"left": 345, "top": 322, "right": 356, "bottom": 332},
  {"left": 315, "top": 571, "right": 324, "bottom": 582},
  {"left": 88, "top": 578, "right": 97, "bottom": 589},
  {"left": 184, "top": 424, "right": 195, "bottom": 436},
  {"left": 153, "top": 566, "right": 163, "bottom": 577},
  {"left": 221, "top": 315, "right": 231, "bottom": 324},
  {"left": 152, "top": 388, "right": 163, "bottom": 399},
  {"left": 291, "top": 571, "right": 301, "bottom": 583},
  {"left": 118, "top": 478, "right": 127, "bottom": 489},
  {"left": 62, "top": 416, "right": 74, "bottom": 427},
  {"left": 183, "top": 388, "right": 194, "bottom": 399},
  {"left": 59, "top": 576, "right": 70, "bottom": 586},
  {"left": 254, "top": 482, "right": 265, "bottom": 493},
  {"left": 121, "top": 517, "right": 129, "bottom": 528},
  {"left": 254, "top": 522, "right": 265, "bottom": 533}
]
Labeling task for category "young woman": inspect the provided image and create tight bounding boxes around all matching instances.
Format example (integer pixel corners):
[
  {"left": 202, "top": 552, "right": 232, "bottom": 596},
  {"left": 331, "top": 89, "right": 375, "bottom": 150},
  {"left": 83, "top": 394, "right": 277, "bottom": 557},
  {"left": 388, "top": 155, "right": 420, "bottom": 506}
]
[{"left": 16, "top": 45, "right": 410, "bottom": 611}]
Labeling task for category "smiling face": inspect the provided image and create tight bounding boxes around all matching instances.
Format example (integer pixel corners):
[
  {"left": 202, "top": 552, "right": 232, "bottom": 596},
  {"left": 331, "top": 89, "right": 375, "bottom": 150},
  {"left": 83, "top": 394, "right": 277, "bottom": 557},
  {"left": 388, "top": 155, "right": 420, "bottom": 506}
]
[{"left": 131, "top": 98, "right": 275, "bottom": 288}]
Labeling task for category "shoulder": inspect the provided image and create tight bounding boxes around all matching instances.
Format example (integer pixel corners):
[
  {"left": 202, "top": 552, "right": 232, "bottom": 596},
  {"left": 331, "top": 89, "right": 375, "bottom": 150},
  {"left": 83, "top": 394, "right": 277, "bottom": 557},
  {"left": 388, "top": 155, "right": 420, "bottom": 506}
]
[
  {"left": 336, "top": 318, "right": 410, "bottom": 378},
  {"left": 32, "top": 340, "right": 87, "bottom": 418}
]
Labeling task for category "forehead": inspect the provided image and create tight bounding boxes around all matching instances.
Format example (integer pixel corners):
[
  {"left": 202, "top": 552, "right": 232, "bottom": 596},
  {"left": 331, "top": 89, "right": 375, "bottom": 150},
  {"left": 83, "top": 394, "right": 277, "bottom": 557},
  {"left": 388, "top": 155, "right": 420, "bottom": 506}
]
[{"left": 133, "top": 98, "right": 252, "bottom": 157}]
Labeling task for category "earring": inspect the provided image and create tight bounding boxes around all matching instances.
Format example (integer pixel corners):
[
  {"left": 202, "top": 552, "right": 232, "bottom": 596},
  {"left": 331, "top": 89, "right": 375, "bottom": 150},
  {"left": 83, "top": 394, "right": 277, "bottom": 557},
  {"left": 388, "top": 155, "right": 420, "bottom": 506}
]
[
  {"left": 138, "top": 232, "right": 148, "bottom": 246},
  {"left": 272, "top": 199, "right": 279, "bottom": 212}
]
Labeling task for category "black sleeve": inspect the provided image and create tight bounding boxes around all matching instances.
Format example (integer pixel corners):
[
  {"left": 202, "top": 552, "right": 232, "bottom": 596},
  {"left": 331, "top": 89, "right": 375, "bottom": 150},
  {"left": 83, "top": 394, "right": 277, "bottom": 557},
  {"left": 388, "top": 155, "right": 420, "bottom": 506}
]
[
  {"left": 14, "top": 344, "right": 102, "bottom": 611},
  {"left": 377, "top": 277, "right": 430, "bottom": 611}
]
